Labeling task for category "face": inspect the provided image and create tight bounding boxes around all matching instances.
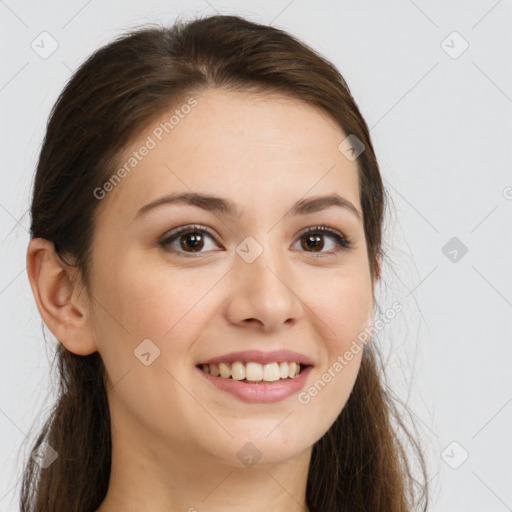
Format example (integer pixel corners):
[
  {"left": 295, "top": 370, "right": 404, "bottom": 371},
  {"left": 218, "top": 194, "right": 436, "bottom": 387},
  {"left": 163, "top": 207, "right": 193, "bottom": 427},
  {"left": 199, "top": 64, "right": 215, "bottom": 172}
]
[{"left": 86, "top": 88, "right": 375, "bottom": 469}]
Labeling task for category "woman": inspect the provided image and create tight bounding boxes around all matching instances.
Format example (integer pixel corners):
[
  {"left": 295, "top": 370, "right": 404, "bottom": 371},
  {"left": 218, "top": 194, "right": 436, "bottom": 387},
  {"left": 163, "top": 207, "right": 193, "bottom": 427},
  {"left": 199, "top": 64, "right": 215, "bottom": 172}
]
[{"left": 22, "top": 13, "right": 428, "bottom": 512}]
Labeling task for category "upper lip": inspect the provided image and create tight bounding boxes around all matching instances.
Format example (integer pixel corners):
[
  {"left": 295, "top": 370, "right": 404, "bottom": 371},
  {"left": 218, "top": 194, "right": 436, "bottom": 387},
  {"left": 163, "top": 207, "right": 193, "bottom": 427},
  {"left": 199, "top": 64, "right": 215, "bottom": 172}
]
[{"left": 197, "top": 349, "right": 314, "bottom": 366}]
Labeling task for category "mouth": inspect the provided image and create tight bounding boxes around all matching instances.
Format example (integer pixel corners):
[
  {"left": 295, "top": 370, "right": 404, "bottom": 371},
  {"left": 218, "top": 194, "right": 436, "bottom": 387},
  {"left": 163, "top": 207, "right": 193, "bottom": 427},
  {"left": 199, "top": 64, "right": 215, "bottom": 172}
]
[{"left": 196, "top": 361, "right": 311, "bottom": 384}]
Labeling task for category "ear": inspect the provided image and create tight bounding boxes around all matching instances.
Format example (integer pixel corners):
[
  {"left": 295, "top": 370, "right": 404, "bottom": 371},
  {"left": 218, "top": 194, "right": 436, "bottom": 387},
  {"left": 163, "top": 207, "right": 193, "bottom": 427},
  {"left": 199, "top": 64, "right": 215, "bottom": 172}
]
[{"left": 26, "top": 237, "right": 98, "bottom": 356}]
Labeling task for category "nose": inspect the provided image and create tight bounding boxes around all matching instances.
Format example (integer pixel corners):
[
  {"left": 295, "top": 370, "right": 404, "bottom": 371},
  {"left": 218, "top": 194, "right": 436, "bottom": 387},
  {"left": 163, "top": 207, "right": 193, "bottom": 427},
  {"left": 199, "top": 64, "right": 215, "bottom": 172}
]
[{"left": 225, "top": 242, "right": 305, "bottom": 333}]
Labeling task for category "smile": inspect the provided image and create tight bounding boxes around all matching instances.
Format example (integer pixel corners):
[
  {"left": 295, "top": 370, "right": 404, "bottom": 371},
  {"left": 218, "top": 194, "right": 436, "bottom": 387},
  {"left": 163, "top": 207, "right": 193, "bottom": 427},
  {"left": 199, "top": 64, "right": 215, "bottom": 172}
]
[{"left": 198, "top": 361, "right": 305, "bottom": 382}]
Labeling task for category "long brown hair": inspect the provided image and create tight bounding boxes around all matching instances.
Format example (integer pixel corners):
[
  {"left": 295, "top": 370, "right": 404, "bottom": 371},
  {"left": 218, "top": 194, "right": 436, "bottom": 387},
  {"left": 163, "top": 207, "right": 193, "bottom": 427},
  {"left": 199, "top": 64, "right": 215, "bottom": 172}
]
[{"left": 21, "top": 14, "right": 428, "bottom": 511}]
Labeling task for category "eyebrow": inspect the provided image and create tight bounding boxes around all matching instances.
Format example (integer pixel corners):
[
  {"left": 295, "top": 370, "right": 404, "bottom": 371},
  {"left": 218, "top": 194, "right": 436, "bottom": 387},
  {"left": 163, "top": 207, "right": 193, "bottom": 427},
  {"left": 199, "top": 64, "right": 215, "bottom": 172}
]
[{"left": 134, "top": 192, "right": 362, "bottom": 221}]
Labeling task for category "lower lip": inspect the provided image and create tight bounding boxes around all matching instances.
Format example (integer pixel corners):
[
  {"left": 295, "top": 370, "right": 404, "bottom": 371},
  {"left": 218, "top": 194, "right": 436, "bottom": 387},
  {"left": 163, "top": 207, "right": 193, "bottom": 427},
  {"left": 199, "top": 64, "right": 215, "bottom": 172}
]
[{"left": 196, "top": 365, "right": 313, "bottom": 403}]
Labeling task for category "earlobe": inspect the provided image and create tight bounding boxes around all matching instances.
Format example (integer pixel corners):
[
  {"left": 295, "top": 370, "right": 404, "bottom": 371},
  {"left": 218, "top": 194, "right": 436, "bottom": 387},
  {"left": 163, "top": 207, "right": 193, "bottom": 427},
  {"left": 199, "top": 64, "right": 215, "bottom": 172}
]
[{"left": 26, "top": 238, "right": 98, "bottom": 356}]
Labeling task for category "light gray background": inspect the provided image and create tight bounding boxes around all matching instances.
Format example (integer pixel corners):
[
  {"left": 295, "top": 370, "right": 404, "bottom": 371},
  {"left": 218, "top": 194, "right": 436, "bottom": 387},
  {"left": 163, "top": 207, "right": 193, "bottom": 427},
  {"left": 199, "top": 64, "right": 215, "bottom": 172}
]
[{"left": 1, "top": 1, "right": 511, "bottom": 510}]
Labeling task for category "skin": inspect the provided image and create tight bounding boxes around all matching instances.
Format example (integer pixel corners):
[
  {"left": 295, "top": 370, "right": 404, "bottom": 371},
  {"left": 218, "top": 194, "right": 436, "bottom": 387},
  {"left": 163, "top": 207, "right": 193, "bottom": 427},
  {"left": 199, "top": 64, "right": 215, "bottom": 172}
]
[{"left": 26, "top": 88, "right": 378, "bottom": 512}]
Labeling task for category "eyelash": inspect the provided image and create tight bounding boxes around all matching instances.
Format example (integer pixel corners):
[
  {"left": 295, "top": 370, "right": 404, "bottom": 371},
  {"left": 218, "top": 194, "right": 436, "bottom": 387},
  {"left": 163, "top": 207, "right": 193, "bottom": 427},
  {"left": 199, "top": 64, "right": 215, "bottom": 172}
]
[{"left": 159, "top": 223, "right": 354, "bottom": 258}]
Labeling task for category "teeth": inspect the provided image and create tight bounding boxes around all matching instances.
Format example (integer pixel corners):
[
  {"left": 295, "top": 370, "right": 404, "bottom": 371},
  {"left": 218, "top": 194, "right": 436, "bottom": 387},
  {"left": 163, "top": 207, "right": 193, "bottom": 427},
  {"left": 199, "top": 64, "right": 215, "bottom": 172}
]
[
  {"left": 246, "top": 362, "right": 263, "bottom": 382},
  {"left": 219, "top": 362, "right": 231, "bottom": 379},
  {"left": 231, "top": 361, "right": 245, "bottom": 380},
  {"left": 262, "top": 362, "right": 281, "bottom": 382},
  {"left": 200, "top": 361, "right": 303, "bottom": 381},
  {"left": 209, "top": 363, "right": 220, "bottom": 376}
]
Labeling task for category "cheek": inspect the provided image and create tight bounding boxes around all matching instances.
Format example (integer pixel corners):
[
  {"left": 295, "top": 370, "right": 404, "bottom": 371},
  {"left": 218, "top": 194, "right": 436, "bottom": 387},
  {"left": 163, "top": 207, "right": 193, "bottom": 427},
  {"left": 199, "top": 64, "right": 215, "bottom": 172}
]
[
  {"left": 94, "top": 254, "right": 196, "bottom": 331},
  {"left": 88, "top": 261, "right": 217, "bottom": 428},
  {"left": 312, "top": 269, "right": 374, "bottom": 349},
  {"left": 92, "top": 259, "right": 220, "bottom": 367},
  {"left": 307, "top": 272, "right": 371, "bottom": 383}
]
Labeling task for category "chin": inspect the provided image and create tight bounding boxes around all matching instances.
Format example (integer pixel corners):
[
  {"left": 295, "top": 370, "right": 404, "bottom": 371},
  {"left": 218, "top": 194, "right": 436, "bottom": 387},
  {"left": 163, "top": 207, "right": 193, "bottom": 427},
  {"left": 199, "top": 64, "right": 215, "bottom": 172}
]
[{"left": 209, "top": 430, "right": 314, "bottom": 469}]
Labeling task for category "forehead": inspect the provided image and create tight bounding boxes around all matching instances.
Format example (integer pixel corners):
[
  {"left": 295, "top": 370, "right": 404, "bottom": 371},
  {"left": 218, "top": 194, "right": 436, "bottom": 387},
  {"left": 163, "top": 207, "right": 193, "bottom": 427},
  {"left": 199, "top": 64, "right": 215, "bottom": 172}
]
[{"left": 96, "top": 88, "right": 361, "bottom": 224}]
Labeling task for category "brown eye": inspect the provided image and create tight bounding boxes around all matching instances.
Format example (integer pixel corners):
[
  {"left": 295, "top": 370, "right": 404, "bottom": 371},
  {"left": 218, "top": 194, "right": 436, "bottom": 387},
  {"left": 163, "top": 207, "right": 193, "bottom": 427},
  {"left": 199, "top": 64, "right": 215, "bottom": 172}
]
[
  {"left": 160, "top": 224, "right": 219, "bottom": 257},
  {"left": 178, "top": 231, "right": 205, "bottom": 252},
  {"left": 293, "top": 226, "right": 353, "bottom": 256},
  {"left": 301, "top": 233, "right": 325, "bottom": 252}
]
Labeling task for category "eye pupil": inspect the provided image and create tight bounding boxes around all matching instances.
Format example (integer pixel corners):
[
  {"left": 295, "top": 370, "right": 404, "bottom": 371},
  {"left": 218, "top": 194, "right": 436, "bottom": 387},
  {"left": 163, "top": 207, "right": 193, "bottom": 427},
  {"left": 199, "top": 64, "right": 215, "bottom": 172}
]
[
  {"left": 181, "top": 232, "right": 204, "bottom": 252},
  {"left": 303, "top": 234, "right": 324, "bottom": 251}
]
